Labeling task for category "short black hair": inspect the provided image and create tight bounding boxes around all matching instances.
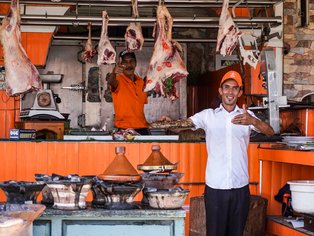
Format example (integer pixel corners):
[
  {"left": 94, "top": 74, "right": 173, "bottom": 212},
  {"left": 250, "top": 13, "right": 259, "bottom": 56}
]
[{"left": 119, "top": 50, "right": 136, "bottom": 60}]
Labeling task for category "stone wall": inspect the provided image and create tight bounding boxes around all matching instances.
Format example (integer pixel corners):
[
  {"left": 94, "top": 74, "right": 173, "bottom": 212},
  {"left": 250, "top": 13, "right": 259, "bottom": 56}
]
[{"left": 284, "top": 0, "right": 314, "bottom": 101}]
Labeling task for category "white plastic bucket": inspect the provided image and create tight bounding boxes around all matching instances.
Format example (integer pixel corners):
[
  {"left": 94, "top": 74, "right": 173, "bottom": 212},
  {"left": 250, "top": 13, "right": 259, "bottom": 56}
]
[{"left": 288, "top": 180, "right": 314, "bottom": 214}]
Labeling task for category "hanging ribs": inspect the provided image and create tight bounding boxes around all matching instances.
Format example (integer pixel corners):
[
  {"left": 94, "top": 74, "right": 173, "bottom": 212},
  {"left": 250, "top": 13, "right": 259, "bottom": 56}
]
[
  {"left": 97, "top": 11, "right": 116, "bottom": 65},
  {"left": 144, "top": 5, "right": 188, "bottom": 101},
  {"left": 0, "top": 0, "right": 42, "bottom": 96},
  {"left": 125, "top": 0, "right": 144, "bottom": 51},
  {"left": 216, "top": 0, "right": 242, "bottom": 56}
]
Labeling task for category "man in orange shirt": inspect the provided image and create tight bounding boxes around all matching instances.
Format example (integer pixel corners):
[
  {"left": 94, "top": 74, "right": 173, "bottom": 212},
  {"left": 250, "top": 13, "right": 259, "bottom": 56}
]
[{"left": 107, "top": 50, "right": 150, "bottom": 135}]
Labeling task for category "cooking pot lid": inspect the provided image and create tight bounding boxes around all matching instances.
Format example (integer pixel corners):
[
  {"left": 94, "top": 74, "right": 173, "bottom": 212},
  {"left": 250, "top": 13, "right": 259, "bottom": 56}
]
[
  {"left": 100, "top": 146, "right": 140, "bottom": 180},
  {"left": 137, "top": 145, "right": 177, "bottom": 172}
]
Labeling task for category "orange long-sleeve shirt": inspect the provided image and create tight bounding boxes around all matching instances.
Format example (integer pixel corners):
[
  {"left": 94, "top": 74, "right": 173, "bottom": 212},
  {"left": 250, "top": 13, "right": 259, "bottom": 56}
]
[{"left": 111, "top": 73, "right": 148, "bottom": 129}]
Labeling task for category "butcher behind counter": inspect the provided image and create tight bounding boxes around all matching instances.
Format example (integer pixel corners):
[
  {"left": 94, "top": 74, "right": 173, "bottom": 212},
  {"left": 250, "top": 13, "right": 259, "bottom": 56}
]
[{"left": 107, "top": 50, "right": 150, "bottom": 135}]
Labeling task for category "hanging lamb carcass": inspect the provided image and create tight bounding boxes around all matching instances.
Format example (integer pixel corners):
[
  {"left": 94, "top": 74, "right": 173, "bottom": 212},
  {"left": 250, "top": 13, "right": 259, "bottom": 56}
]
[
  {"left": 80, "top": 22, "right": 97, "bottom": 63},
  {"left": 144, "top": 4, "right": 188, "bottom": 101},
  {"left": 0, "top": 0, "right": 42, "bottom": 96},
  {"left": 97, "top": 11, "right": 116, "bottom": 65},
  {"left": 216, "top": 0, "right": 242, "bottom": 56},
  {"left": 125, "top": 0, "right": 144, "bottom": 51}
]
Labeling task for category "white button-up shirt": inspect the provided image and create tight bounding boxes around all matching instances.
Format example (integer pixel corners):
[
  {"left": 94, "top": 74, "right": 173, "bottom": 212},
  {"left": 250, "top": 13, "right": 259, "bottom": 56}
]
[{"left": 190, "top": 104, "right": 259, "bottom": 190}]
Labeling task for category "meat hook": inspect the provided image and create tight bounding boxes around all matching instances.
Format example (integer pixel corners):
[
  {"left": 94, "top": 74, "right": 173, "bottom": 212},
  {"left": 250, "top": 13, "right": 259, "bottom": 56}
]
[
  {"left": 75, "top": 1, "right": 78, "bottom": 17},
  {"left": 232, "top": 0, "right": 244, "bottom": 18},
  {"left": 158, "top": 0, "right": 165, "bottom": 6}
]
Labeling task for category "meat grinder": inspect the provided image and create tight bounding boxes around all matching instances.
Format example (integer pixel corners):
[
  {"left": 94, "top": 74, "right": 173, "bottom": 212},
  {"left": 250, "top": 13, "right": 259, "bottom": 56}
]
[{"left": 20, "top": 74, "right": 65, "bottom": 120}]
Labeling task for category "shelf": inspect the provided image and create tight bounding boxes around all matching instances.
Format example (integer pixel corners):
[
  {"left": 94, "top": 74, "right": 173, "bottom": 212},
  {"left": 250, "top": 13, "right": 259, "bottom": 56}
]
[
  {"left": 268, "top": 216, "right": 314, "bottom": 236},
  {"left": 258, "top": 145, "right": 314, "bottom": 166}
]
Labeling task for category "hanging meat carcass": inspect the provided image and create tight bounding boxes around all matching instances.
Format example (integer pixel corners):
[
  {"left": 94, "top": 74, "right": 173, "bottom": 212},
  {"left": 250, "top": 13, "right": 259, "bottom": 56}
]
[
  {"left": 144, "top": 5, "right": 188, "bottom": 101},
  {"left": 80, "top": 22, "right": 96, "bottom": 63},
  {"left": 125, "top": 0, "right": 144, "bottom": 51},
  {"left": 97, "top": 11, "right": 116, "bottom": 65},
  {"left": 0, "top": 0, "right": 42, "bottom": 96},
  {"left": 216, "top": 0, "right": 242, "bottom": 56}
]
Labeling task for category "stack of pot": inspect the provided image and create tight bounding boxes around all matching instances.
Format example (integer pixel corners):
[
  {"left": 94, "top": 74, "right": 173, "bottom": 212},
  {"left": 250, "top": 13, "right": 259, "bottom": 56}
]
[
  {"left": 96, "top": 146, "right": 144, "bottom": 209},
  {"left": 137, "top": 145, "right": 189, "bottom": 209}
]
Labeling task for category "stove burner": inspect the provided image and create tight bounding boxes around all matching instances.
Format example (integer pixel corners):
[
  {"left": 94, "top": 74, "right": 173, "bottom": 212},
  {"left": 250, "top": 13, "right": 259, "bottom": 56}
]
[
  {"left": 141, "top": 172, "right": 183, "bottom": 189},
  {"left": 95, "top": 179, "right": 144, "bottom": 210},
  {"left": 140, "top": 172, "right": 184, "bottom": 205},
  {"left": 35, "top": 174, "right": 93, "bottom": 210},
  {"left": 0, "top": 181, "right": 45, "bottom": 204}
]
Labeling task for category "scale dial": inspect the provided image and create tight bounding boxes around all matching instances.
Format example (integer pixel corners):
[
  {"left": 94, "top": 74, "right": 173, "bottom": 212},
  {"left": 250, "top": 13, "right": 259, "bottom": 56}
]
[{"left": 37, "top": 92, "right": 51, "bottom": 107}]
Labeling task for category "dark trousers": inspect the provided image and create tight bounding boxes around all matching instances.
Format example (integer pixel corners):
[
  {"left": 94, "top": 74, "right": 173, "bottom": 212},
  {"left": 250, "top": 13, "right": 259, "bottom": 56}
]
[{"left": 204, "top": 184, "right": 250, "bottom": 236}]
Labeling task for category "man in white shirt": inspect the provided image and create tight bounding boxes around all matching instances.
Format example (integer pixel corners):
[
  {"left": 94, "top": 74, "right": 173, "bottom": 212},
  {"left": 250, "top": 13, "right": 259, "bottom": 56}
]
[{"left": 189, "top": 70, "right": 274, "bottom": 236}]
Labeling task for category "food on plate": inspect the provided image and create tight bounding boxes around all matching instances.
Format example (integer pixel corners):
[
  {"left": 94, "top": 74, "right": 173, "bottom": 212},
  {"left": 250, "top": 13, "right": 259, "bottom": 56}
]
[{"left": 150, "top": 119, "right": 193, "bottom": 129}]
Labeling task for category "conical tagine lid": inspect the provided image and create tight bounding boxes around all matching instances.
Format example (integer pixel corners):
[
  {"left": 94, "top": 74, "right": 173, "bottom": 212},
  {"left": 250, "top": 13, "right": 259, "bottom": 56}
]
[
  {"left": 98, "top": 146, "right": 141, "bottom": 182},
  {"left": 137, "top": 145, "right": 177, "bottom": 172}
]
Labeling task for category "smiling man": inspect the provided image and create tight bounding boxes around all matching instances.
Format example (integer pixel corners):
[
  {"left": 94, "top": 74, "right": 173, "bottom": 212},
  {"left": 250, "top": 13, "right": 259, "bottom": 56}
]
[
  {"left": 107, "top": 50, "right": 149, "bottom": 135},
  {"left": 187, "top": 70, "right": 274, "bottom": 236}
]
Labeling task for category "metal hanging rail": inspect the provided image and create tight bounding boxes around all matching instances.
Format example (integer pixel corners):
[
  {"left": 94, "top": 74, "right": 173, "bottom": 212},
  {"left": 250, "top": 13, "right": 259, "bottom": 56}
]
[
  {"left": 0, "top": 0, "right": 282, "bottom": 8},
  {"left": 0, "top": 15, "right": 281, "bottom": 28},
  {"left": 53, "top": 35, "right": 217, "bottom": 43}
]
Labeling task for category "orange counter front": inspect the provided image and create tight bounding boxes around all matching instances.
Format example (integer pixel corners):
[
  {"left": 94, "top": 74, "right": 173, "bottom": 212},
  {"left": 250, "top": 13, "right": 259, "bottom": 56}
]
[{"left": 0, "top": 141, "right": 262, "bottom": 235}]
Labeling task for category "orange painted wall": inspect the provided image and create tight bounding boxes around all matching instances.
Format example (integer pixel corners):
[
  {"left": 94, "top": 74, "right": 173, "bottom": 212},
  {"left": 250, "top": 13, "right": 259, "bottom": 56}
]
[
  {"left": 0, "top": 91, "right": 20, "bottom": 138},
  {"left": 0, "top": 3, "right": 53, "bottom": 67},
  {"left": 0, "top": 32, "right": 53, "bottom": 67}
]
